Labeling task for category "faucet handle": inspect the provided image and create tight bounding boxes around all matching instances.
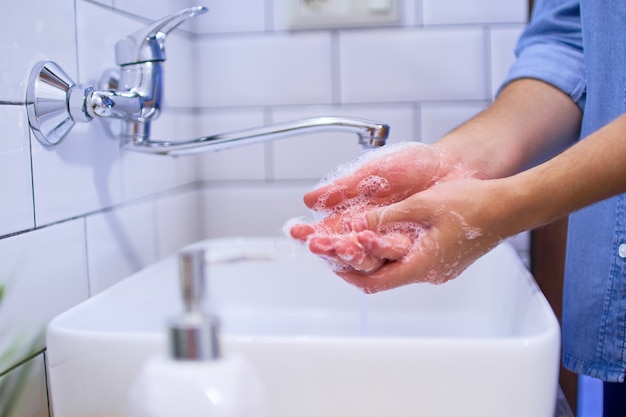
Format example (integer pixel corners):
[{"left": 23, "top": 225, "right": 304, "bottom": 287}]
[{"left": 115, "top": 5, "right": 208, "bottom": 66}]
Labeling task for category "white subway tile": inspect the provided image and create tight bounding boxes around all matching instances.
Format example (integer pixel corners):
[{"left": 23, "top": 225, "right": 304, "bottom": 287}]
[
  {"left": 155, "top": 188, "right": 202, "bottom": 258},
  {"left": 193, "top": 0, "right": 266, "bottom": 34},
  {"left": 402, "top": 0, "right": 421, "bottom": 26},
  {"left": 490, "top": 25, "right": 525, "bottom": 97},
  {"left": 76, "top": 1, "right": 133, "bottom": 86},
  {"left": 86, "top": 200, "right": 157, "bottom": 295},
  {"left": 196, "top": 32, "right": 333, "bottom": 107},
  {"left": 122, "top": 111, "right": 197, "bottom": 201},
  {"left": 0, "top": 220, "right": 88, "bottom": 375},
  {"left": 121, "top": 152, "right": 179, "bottom": 201},
  {"left": 111, "top": 0, "right": 193, "bottom": 21},
  {"left": 161, "top": 32, "right": 196, "bottom": 108},
  {"left": 31, "top": 121, "right": 124, "bottom": 227},
  {"left": 271, "top": 0, "right": 292, "bottom": 32},
  {"left": 271, "top": 104, "right": 416, "bottom": 180},
  {"left": 420, "top": 102, "right": 487, "bottom": 144},
  {"left": 340, "top": 28, "right": 488, "bottom": 103},
  {"left": 89, "top": 0, "right": 112, "bottom": 6},
  {"left": 0, "top": 0, "right": 76, "bottom": 103},
  {"left": 150, "top": 109, "right": 198, "bottom": 186},
  {"left": 175, "top": 154, "right": 199, "bottom": 187},
  {"left": 0, "top": 106, "right": 34, "bottom": 236},
  {"left": 422, "top": 0, "right": 528, "bottom": 25},
  {"left": 200, "top": 183, "right": 316, "bottom": 238},
  {"left": 197, "top": 109, "right": 267, "bottom": 181},
  {"left": 0, "top": 354, "right": 48, "bottom": 417}
]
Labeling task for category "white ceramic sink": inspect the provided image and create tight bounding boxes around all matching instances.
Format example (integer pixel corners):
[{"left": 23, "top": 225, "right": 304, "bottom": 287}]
[{"left": 46, "top": 237, "right": 560, "bottom": 417}]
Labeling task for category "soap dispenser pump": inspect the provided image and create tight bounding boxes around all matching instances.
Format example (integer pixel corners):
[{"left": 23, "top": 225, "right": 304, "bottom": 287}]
[{"left": 127, "top": 248, "right": 267, "bottom": 417}]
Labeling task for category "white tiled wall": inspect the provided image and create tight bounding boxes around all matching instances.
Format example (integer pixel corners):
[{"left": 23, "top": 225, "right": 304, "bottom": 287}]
[
  {"left": 0, "top": 1, "right": 201, "bottom": 415},
  {"left": 0, "top": 0, "right": 528, "bottom": 415},
  {"left": 195, "top": 0, "right": 527, "bottom": 252}
]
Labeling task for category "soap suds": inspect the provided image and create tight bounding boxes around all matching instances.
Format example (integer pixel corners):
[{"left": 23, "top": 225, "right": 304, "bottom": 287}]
[
  {"left": 449, "top": 210, "right": 483, "bottom": 240},
  {"left": 285, "top": 141, "right": 488, "bottom": 282}
]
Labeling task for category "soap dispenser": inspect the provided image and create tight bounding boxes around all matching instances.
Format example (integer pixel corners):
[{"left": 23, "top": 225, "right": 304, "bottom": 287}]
[{"left": 127, "top": 249, "right": 267, "bottom": 417}]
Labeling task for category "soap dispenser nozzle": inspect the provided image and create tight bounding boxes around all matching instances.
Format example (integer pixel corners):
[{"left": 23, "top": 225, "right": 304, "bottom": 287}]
[{"left": 169, "top": 249, "right": 220, "bottom": 361}]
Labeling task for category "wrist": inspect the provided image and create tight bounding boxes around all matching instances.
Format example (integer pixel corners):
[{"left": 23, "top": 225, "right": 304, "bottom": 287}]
[
  {"left": 488, "top": 173, "right": 565, "bottom": 239},
  {"left": 432, "top": 135, "right": 496, "bottom": 180}
]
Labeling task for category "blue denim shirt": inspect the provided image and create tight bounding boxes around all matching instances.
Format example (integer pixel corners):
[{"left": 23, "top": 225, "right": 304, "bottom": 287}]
[{"left": 503, "top": 0, "right": 626, "bottom": 383}]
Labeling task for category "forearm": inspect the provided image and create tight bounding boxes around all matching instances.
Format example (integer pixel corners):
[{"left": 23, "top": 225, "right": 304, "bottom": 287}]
[
  {"left": 435, "top": 78, "right": 582, "bottom": 179},
  {"left": 495, "top": 112, "right": 626, "bottom": 236}
]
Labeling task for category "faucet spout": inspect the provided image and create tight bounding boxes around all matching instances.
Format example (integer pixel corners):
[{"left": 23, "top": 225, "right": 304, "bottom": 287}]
[{"left": 125, "top": 117, "right": 391, "bottom": 156}]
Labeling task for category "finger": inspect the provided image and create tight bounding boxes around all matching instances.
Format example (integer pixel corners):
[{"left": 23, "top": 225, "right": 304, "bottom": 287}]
[
  {"left": 337, "top": 226, "right": 467, "bottom": 293},
  {"left": 357, "top": 230, "right": 413, "bottom": 261},
  {"left": 303, "top": 164, "right": 394, "bottom": 210},
  {"left": 304, "top": 142, "right": 452, "bottom": 211},
  {"left": 333, "top": 237, "right": 386, "bottom": 273},
  {"left": 362, "top": 196, "right": 434, "bottom": 233},
  {"left": 335, "top": 256, "right": 427, "bottom": 293},
  {"left": 308, "top": 233, "right": 386, "bottom": 273},
  {"left": 289, "top": 223, "right": 316, "bottom": 242},
  {"left": 303, "top": 183, "right": 349, "bottom": 210},
  {"left": 307, "top": 235, "right": 337, "bottom": 257},
  {"left": 306, "top": 235, "right": 359, "bottom": 272}
]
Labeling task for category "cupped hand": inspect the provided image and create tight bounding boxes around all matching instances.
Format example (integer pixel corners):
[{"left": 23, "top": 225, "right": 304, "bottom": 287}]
[
  {"left": 333, "top": 178, "right": 510, "bottom": 293},
  {"left": 301, "top": 142, "right": 482, "bottom": 212},
  {"left": 288, "top": 141, "right": 489, "bottom": 273},
  {"left": 289, "top": 220, "right": 416, "bottom": 273}
]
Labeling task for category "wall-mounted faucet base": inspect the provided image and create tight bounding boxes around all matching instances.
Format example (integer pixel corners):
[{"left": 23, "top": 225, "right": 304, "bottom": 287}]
[{"left": 26, "top": 61, "right": 77, "bottom": 146}]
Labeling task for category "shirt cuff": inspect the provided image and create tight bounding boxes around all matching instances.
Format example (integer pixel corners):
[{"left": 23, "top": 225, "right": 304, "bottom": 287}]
[{"left": 499, "top": 42, "right": 586, "bottom": 110}]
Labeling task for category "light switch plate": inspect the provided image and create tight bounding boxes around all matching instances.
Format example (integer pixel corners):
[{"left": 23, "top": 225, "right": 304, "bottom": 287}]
[{"left": 286, "top": 0, "right": 401, "bottom": 30}]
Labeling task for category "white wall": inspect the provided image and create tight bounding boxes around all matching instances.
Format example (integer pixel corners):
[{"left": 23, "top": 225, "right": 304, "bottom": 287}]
[
  {"left": 0, "top": 0, "right": 527, "bottom": 415},
  {"left": 0, "top": 1, "right": 201, "bottom": 415},
  {"left": 195, "top": 0, "right": 526, "bottom": 243}
]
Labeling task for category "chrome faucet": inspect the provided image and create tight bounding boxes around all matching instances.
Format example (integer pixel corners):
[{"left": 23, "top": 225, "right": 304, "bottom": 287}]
[
  {"left": 26, "top": 6, "right": 390, "bottom": 154},
  {"left": 128, "top": 117, "right": 389, "bottom": 156}
]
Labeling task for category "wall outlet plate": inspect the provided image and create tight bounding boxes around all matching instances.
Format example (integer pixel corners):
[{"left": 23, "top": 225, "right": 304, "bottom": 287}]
[{"left": 286, "top": 0, "right": 401, "bottom": 30}]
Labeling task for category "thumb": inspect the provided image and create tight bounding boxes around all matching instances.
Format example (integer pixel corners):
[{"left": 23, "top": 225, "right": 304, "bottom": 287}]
[{"left": 360, "top": 195, "right": 433, "bottom": 233}]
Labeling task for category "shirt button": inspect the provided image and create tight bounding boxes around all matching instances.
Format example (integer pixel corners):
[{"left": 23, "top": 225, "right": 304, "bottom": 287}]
[{"left": 619, "top": 243, "right": 626, "bottom": 258}]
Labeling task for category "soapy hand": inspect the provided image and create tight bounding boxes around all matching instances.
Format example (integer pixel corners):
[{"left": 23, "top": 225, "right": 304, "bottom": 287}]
[
  {"left": 332, "top": 178, "right": 505, "bottom": 293},
  {"left": 288, "top": 142, "right": 489, "bottom": 276},
  {"left": 289, "top": 219, "right": 418, "bottom": 273},
  {"left": 300, "top": 142, "right": 477, "bottom": 213}
]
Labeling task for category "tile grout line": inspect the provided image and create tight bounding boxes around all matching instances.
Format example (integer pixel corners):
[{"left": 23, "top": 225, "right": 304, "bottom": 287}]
[{"left": 331, "top": 30, "right": 342, "bottom": 105}]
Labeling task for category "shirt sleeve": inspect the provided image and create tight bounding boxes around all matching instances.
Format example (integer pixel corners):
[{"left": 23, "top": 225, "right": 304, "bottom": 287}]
[{"left": 500, "top": 0, "right": 586, "bottom": 109}]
